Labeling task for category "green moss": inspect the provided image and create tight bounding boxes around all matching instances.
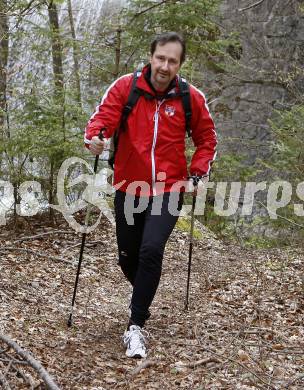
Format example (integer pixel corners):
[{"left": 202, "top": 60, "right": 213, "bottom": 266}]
[
  {"left": 243, "top": 235, "right": 283, "bottom": 249},
  {"left": 176, "top": 217, "right": 202, "bottom": 239}
]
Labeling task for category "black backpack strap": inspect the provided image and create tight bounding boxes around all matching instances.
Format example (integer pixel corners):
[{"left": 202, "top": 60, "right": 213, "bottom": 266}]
[
  {"left": 178, "top": 76, "right": 192, "bottom": 137},
  {"left": 109, "top": 70, "right": 142, "bottom": 168},
  {"left": 120, "top": 70, "right": 142, "bottom": 132}
]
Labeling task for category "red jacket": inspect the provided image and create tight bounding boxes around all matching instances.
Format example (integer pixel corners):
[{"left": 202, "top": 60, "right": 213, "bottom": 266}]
[{"left": 84, "top": 66, "right": 217, "bottom": 196}]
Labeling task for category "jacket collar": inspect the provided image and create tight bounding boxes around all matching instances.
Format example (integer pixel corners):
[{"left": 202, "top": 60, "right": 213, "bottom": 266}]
[{"left": 136, "top": 64, "right": 180, "bottom": 99}]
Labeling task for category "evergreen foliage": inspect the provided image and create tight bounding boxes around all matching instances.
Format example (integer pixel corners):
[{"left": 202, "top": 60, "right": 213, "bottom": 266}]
[
  {"left": 122, "top": 0, "right": 223, "bottom": 79},
  {"left": 269, "top": 105, "right": 304, "bottom": 182},
  {"left": 261, "top": 105, "right": 304, "bottom": 241},
  {"left": 2, "top": 0, "right": 301, "bottom": 248},
  {"left": 1, "top": 0, "right": 226, "bottom": 221}
]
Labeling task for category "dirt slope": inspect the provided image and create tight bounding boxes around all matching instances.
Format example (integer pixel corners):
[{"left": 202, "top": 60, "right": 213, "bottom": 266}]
[{"left": 0, "top": 216, "right": 303, "bottom": 389}]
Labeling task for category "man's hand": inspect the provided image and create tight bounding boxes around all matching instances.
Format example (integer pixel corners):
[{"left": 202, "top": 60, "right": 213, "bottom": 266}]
[
  {"left": 89, "top": 136, "right": 104, "bottom": 155},
  {"left": 187, "top": 174, "right": 209, "bottom": 194}
]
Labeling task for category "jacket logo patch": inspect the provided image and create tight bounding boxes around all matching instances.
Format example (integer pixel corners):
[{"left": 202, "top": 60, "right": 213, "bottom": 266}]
[{"left": 165, "top": 105, "right": 175, "bottom": 117}]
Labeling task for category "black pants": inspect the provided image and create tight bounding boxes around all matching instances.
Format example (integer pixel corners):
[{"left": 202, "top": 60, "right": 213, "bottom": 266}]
[{"left": 114, "top": 190, "right": 183, "bottom": 327}]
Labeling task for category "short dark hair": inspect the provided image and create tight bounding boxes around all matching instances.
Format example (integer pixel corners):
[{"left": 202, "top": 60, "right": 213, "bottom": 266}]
[{"left": 150, "top": 32, "right": 186, "bottom": 64}]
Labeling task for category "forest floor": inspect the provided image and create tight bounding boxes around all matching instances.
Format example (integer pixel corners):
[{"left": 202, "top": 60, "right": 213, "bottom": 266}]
[{"left": 0, "top": 214, "right": 303, "bottom": 390}]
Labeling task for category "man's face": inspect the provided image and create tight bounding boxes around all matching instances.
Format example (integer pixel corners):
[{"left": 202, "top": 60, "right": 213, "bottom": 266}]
[{"left": 150, "top": 41, "right": 182, "bottom": 91}]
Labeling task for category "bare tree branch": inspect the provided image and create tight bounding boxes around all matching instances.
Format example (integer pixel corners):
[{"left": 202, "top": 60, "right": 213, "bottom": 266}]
[
  {"left": 238, "top": 0, "right": 266, "bottom": 12},
  {"left": 175, "top": 356, "right": 221, "bottom": 368},
  {"left": 129, "top": 359, "right": 158, "bottom": 376},
  {"left": 129, "top": 0, "right": 171, "bottom": 23},
  {"left": 0, "top": 370, "right": 11, "bottom": 390},
  {"left": 61, "top": 240, "right": 101, "bottom": 253},
  {"left": 0, "top": 334, "right": 60, "bottom": 390},
  {"left": 257, "top": 200, "right": 304, "bottom": 228},
  {"left": 0, "top": 247, "right": 73, "bottom": 265},
  {"left": 0, "top": 356, "right": 29, "bottom": 365},
  {"left": 10, "top": 229, "right": 75, "bottom": 243}
]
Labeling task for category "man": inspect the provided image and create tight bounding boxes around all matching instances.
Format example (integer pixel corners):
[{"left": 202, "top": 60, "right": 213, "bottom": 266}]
[{"left": 84, "top": 32, "right": 217, "bottom": 358}]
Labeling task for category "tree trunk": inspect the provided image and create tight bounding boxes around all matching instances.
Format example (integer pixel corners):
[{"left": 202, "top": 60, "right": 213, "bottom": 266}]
[
  {"left": 47, "top": 0, "right": 64, "bottom": 96},
  {"left": 67, "top": 0, "right": 82, "bottom": 108},
  {"left": 47, "top": 1, "right": 65, "bottom": 220},
  {"left": 114, "top": 27, "right": 121, "bottom": 78},
  {"left": 0, "top": 0, "right": 8, "bottom": 135},
  {"left": 48, "top": 158, "right": 55, "bottom": 224}
]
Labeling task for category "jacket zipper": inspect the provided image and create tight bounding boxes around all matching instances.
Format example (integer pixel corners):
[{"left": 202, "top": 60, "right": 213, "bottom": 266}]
[{"left": 151, "top": 99, "right": 165, "bottom": 195}]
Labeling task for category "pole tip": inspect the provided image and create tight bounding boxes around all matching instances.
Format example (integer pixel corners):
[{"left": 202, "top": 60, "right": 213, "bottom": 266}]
[{"left": 67, "top": 314, "right": 73, "bottom": 327}]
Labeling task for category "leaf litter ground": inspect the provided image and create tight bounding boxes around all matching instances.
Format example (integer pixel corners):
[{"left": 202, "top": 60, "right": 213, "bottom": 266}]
[{"left": 0, "top": 215, "right": 303, "bottom": 389}]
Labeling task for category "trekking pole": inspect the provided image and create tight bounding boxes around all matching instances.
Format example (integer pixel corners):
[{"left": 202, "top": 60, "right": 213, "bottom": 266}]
[
  {"left": 184, "top": 177, "right": 198, "bottom": 310},
  {"left": 184, "top": 175, "right": 203, "bottom": 310},
  {"left": 67, "top": 132, "right": 104, "bottom": 327}
]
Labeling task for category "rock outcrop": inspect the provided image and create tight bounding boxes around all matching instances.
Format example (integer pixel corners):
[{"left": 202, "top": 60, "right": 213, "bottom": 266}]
[{"left": 209, "top": 0, "right": 304, "bottom": 163}]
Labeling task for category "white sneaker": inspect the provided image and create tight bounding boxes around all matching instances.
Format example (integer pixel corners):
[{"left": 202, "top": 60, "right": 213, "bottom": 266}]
[{"left": 123, "top": 325, "right": 148, "bottom": 358}]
